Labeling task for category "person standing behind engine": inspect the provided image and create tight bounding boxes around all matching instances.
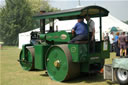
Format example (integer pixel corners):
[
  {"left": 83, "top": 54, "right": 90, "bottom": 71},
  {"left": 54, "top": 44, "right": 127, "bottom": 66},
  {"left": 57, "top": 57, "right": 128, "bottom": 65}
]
[
  {"left": 85, "top": 15, "right": 95, "bottom": 53},
  {"left": 85, "top": 15, "right": 95, "bottom": 41}
]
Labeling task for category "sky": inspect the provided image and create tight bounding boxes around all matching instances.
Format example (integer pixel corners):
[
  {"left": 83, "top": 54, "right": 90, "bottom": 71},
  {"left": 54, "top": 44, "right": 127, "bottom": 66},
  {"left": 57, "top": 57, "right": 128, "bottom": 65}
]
[
  {"left": 49, "top": 0, "right": 128, "bottom": 21},
  {"left": 0, "top": 0, "right": 128, "bottom": 21}
]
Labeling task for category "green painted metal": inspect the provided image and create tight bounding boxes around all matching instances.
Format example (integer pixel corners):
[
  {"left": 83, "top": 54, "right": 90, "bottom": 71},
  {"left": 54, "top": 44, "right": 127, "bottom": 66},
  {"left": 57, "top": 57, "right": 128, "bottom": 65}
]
[
  {"left": 68, "top": 41, "right": 109, "bottom": 73},
  {"left": 34, "top": 11, "right": 81, "bottom": 20},
  {"left": 33, "top": 5, "right": 109, "bottom": 20},
  {"left": 34, "top": 44, "right": 49, "bottom": 70},
  {"left": 101, "top": 41, "right": 110, "bottom": 59},
  {"left": 40, "top": 19, "right": 45, "bottom": 34},
  {"left": 80, "top": 53, "right": 104, "bottom": 73},
  {"left": 68, "top": 44, "right": 88, "bottom": 62},
  {"left": 22, "top": 44, "right": 31, "bottom": 60},
  {"left": 88, "top": 41, "right": 110, "bottom": 62},
  {"left": 19, "top": 46, "right": 34, "bottom": 71},
  {"left": 68, "top": 44, "right": 79, "bottom": 62},
  {"left": 100, "top": 12, "right": 102, "bottom": 41},
  {"left": 46, "top": 31, "right": 70, "bottom": 42},
  {"left": 40, "top": 34, "right": 45, "bottom": 40},
  {"left": 46, "top": 45, "right": 80, "bottom": 81},
  {"left": 80, "top": 62, "right": 89, "bottom": 72},
  {"left": 46, "top": 46, "right": 69, "bottom": 81},
  {"left": 68, "top": 42, "right": 109, "bottom": 63}
]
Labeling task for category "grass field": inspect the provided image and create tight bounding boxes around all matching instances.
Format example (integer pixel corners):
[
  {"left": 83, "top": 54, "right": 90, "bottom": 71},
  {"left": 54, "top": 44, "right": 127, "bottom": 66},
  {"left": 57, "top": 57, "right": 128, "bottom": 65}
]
[{"left": 0, "top": 46, "right": 119, "bottom": 85}]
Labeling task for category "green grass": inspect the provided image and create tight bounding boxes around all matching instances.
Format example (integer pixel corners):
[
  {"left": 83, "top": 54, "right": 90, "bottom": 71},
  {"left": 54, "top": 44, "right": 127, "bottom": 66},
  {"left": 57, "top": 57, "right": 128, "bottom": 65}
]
[{"left": 0, "top": 46, "right": 119, "bottom": 85}]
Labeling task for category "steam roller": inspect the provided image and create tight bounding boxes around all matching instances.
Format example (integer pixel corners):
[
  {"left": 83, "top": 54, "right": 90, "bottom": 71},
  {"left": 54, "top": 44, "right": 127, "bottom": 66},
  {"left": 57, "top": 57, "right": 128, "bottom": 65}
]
[
  {"left": 46, "top": 45, "right": 80, "bottom": 81},
  {"left": 19, "top": 5, "right": 111, "bottom": 82},
  {"left": 19, "top": 46, "right": 35, "bottom": 71}
]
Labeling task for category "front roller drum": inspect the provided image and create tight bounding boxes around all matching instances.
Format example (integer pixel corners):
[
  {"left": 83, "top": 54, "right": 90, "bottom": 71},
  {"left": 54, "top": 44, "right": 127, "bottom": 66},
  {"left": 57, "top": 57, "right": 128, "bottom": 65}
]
[
  {"left": 46, "top": 45, "right": 80, "bottom": 81},
  {"left": 19, "top": 46, "right": 35, "bottom": 71}
]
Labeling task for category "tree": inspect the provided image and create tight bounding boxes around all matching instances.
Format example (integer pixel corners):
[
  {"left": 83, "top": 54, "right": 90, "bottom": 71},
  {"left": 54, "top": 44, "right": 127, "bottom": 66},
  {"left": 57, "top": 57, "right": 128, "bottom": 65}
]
[
  {"left": 26, "top": 0, "right": 59, "bottom": 29},
  {"left": 123, "top": 20, "right": 128, "bottom": 25},
  {"left": 0, "top": 0, "right": 34, "bottom": 45},
  {"left": 0, "top": 0, "right": 59, "bottom": 45},
  {"left": 27, "top": 0, "right": 59, "bottom": 13}
]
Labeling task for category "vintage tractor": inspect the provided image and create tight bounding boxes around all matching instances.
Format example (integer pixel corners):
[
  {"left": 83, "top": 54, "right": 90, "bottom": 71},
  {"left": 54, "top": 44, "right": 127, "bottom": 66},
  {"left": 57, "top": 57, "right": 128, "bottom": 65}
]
[{"left": 19, "top": 5, "right": 110, "bottom": 81}]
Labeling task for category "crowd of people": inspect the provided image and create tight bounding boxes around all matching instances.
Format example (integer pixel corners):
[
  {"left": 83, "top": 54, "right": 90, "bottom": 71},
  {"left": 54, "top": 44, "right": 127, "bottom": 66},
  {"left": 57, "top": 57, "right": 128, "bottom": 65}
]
[{"left": 107, "top": 31, "right": 128, "bottom": 57}]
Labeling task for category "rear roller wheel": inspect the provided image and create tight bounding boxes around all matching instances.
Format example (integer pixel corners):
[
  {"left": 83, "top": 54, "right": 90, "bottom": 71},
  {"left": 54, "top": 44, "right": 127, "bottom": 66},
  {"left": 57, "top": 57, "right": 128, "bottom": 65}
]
[
  {"left": 19, "top": 46, "right": 35, "bottom": 71},
  {"left": 115, "top": 68, "right": 128, "bottom": 85},
  {"left": 46, "top": 45, "right": 80, "bottom": 81}
]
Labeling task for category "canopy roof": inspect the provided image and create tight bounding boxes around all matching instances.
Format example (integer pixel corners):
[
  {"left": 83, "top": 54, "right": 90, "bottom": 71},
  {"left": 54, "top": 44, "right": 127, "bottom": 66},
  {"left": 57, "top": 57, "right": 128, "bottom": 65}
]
[{"left": 33, "top": 5, "right": 109, "bottom": 20}]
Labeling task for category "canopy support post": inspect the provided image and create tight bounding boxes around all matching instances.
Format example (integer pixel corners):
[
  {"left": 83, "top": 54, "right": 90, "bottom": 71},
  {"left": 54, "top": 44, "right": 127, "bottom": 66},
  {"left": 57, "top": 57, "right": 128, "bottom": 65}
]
[
  {"left": 99, "top": 10, "right": 102, "bottom": 41},
  {"left": 52, "top": 19, "right": 54, "bottom": 32},
  {"left": 40, "top": 19, "right": 45, "bottom": 34}
]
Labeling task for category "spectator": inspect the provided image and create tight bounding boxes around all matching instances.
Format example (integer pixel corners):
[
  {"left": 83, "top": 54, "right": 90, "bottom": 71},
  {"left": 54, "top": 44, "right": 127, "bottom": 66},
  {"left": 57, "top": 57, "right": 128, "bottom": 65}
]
[
  {"left": 114, "top": 32, "right": 120, "bottom": 56},
  {"left": 104, "top": 33, "right": 109, "bottom": 41},
  {"left": 114, "top": 32, "right": 119, "bottom": 42},
  {"left": 109, "top": 32, "right": 114, "bottom": 52},
  {"left": 126, "top": 33, "right": 128, "bottom": 56},
  {"left": 118, "top": 32, "right": 127, "bottom": 57},
  {"left": 102, "top": 32, "right": 105, "bottom": 40}
]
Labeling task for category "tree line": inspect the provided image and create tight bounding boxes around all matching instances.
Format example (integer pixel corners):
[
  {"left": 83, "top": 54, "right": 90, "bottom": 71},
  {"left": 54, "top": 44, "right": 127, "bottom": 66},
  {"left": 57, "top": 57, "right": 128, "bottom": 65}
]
[
  {"left": 0, "top": 0, "right": 59, "bottom": 45},
  {"left": 124, "top": 21, "right": 128, "bottom": 25}
]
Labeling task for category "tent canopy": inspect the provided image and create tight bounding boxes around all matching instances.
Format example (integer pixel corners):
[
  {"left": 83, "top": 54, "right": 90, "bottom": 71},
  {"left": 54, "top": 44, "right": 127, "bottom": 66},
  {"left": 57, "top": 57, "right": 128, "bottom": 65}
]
[{"left": 33, "top": 5, "right": 109, "bottom": 20}]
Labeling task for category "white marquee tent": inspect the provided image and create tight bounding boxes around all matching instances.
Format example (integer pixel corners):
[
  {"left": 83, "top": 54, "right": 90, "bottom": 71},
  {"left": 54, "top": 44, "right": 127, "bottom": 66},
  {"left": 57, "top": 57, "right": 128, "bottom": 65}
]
[{"left": 19, "top": 14, "right": 128, "bottom": 48}]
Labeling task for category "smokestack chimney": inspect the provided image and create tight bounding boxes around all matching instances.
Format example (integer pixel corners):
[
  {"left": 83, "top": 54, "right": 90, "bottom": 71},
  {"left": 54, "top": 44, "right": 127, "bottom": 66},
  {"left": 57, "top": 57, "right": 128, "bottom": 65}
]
[
  {"left": 40, "top": 10, "right": 46, "bottom": 14},
  {"left": 40, "top": 10, "right": 46, "bottom": 34}
]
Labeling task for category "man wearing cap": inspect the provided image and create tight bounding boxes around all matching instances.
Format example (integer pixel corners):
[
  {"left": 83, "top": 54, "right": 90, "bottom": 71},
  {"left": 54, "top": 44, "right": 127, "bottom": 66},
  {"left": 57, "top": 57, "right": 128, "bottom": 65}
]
[
  {"left": 69, "top": 18, "right": 88, "bottom": 43},
  {"left": 85, "top": 15, "right": 95, "bottom": 52},
  {"left": 85, "top": 15, "right": 95, "bottom": 41}
]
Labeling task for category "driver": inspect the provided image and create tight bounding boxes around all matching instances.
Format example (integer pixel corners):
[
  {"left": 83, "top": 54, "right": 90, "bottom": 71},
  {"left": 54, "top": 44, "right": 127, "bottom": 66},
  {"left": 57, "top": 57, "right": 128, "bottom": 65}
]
[{"left": 69, "top": 18, "right": 88, "bottom": 43}]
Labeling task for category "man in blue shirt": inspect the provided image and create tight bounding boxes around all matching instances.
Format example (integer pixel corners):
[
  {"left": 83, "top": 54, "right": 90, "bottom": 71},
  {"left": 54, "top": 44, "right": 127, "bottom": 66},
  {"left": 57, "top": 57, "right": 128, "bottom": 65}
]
[
  {"left": 69, "top": 18, "right": 88, "bottom": 43},
  {"left": 114, "top": 32, "right": 119, "bottom": 42}
]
